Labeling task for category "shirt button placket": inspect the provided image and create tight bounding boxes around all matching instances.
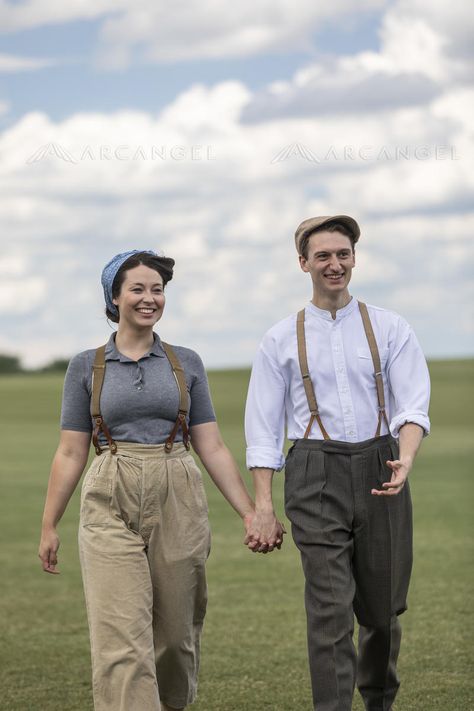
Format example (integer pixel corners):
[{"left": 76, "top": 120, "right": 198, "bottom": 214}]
[{"left": 331, "top": 323, "right": 357, "bottom": 442}]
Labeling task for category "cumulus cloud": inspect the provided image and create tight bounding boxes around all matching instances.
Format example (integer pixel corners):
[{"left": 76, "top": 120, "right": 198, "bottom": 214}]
[
  {"left": 1, "top": 68, "right": 472, "bottom": 367},
  {"left": 0, "top": 0, "right": 385, "bottom": 65},
  {"left": 96, "top": 0, "right": 385, "bottom": 68},
  {"left": 0, "top": 52, "right": 56, "bottom": 72},
  {"left": 0, "top": 0, "right": 124, "bottom": 32},
  {"left": 0, "top": 54, "right": 56, "bottom": 73},
  {"left": 0, "top": 0, "right": 472, "bottom": 366},
  {"left": 241, "top": 0, "right": 473, "bottom": 121}
]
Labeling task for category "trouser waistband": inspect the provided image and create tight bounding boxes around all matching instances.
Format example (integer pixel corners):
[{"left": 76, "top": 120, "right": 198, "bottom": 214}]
[
  {"left": 290, "top": 433, "right": 396, "bottom": 455},
  {"left": 95, "top": 441, "right": 189, "bottom": 460}
]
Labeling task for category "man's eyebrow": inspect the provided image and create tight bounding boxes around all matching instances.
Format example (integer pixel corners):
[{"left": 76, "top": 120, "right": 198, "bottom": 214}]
[{"left": 313, "top": 248, "right": 351, "bottom": 256}]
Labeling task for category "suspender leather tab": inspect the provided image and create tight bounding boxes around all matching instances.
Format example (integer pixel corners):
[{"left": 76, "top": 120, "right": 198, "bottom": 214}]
[
  {"left": 296, "top": 303, "right": 389, "bottom": 441},
  {"left": 358, "top": 301, "right": 390, "bottom": 437},
  {"left": 296, "top": 309, "right": 330, "bottom": 441},
  {"left": 161, "top": 341, "right": 190, "bottom": 452},
  {"left": 90, "top": 340, "right": 190, "bottom": 456},
  {"left": 91, "top": 345, "right": 117, "bottom": 455}
]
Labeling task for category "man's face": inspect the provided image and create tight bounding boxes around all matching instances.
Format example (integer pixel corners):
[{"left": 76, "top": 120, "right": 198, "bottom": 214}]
[{"left": 299, "top": 230, "right": 355, "bottom": 295}]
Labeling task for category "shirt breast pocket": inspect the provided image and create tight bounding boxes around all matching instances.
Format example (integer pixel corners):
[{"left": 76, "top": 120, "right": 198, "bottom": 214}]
[{"left": 356, "top": 347, "right": 390, "bottom": 389}]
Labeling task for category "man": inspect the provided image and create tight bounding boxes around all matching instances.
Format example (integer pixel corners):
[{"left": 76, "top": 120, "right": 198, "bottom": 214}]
[{"left": 244, "top": 215, "right": 430, "bottom": 711}]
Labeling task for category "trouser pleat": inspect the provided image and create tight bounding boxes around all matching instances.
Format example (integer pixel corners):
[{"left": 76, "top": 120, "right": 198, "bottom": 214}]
[
  {"left": 284, "top": 435, "right": 412, "bottom": 711},
  {"left": 78, "top": 443, "right": 210, "bottom": 711}
]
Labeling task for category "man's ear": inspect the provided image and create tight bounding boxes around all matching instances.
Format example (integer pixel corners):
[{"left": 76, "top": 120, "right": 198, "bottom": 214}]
[{"left": 299, "top": 254, "right": 309, "bottom": 273}]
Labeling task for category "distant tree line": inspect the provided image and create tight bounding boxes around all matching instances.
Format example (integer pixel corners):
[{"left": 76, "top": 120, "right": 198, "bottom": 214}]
[{"left": 0, "top": 354, "right": 69, "bottom": 374}]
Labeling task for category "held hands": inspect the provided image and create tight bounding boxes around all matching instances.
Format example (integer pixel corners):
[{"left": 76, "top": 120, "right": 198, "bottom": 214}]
[
  {"left": 371, "top": 457, "right": 412, "bottom": 497},
  {"left": 243, "top": 510, "right": 286, "bottom": 553},
  {"left": 38, "top": 528, "right": 60, "bottom": 574}
]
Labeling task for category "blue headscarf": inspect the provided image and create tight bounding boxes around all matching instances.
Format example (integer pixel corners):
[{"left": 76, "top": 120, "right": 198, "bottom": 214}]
[{"left": 101, "top": 249, "right": 161, "bottom": 318}]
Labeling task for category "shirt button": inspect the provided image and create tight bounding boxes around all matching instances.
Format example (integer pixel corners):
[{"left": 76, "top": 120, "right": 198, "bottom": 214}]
[
  {"left": 137, "top": 386, "right": 142, "bottom": 391},
  {"left": 349, "top": 430, "right": 355, "bottom": 436}
]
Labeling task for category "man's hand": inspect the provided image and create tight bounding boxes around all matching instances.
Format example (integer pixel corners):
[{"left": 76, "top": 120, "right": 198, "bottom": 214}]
[
  {"left": 243, "top": 510, "right": 286, "bottom": 553},
  {"left": 371, "top": 457, "right": 411, "bottom": 497}
]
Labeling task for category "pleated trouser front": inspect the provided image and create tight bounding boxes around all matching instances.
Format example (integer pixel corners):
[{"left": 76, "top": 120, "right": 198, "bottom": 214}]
[
  {"left": 78, "top": 442, "right": 211, "bottom": 711},
  {"left": 284, "top": 434, "right": 413, "bottom": 711}
]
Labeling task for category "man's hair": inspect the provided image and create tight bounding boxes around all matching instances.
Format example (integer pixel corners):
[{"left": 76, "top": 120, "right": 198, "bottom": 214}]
[{"left": 300, "top": 221, "right": 355, "bottom": 260}]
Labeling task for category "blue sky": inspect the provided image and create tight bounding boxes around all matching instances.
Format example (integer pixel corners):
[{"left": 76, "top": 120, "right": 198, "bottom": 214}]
[{"left": 0, "top": 0, "right": 473, "bottom": 367}]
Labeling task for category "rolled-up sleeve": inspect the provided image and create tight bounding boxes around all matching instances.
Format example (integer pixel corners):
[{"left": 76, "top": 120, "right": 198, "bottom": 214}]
[
  {"left": 387, "top": 319, "right": 431, "bottom": 438},
  {"left": 245, "top": 340, "right": 286, "bottom": 471}
]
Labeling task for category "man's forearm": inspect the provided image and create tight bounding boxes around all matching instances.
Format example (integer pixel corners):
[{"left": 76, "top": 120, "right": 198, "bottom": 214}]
[
  {"left": 398, "top": 423, "right": 424, "bottom": 467},
  {"left": 251, "top": 467, "right": 276, "bottom": 511}
]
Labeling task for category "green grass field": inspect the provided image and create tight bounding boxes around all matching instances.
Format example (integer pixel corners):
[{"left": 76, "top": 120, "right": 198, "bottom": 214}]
[{"left": 0, "top": 361, "right": 473, "bottom": 710}]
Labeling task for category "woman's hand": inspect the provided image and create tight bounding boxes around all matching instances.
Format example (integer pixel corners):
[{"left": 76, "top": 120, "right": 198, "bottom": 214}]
[
  {"left": 243, "top": 509, "right": 286, "bottom": 553},
  {"left": 39, "top": 527, "right": 61, "bottom": 574}
]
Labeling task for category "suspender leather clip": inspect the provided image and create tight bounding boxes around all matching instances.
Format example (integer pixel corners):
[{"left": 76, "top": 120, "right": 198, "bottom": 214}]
[
  {"left": 92, "top": 340, "right": 190, "bottom": 456},
  {"left": 296, "top": 302, "right": 388, "bottom": 441}
]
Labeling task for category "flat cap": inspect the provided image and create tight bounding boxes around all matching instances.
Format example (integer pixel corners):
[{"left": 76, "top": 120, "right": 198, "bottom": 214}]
[{"left": 294, "top": 215, "right": 360, "bottom": 254}]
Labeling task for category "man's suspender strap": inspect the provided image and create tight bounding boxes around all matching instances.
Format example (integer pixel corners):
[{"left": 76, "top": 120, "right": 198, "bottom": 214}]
[
  {"left": 296, "top": 302, "right": 389, "bottom": 440},
  {"left": 91, "top": 345, "right": 118, "bottom": 455},
  {"left": 91, "top": 342, "right": 190, "bottom": 456},
  {"left": 357, "top": 301, "right": 390, "bottom": 437},
  {"left": 296, "top": 310, "right": 330, "bottom": 440},
  {"left": 161, "top": 342, "right": 190, "bottom": 453}
]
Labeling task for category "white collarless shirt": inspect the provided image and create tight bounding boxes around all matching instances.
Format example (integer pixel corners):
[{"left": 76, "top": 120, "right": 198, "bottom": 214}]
[{"left": 245, "top": 297, "right": 430, "bottom": 471}]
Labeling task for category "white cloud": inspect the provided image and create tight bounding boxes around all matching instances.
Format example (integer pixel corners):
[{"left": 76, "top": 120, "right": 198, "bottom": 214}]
[
  {"left": 95, "top": 0, "right": 386, "bottom": 67},
  {"left": 0, "top": 0, "right": 386, "bottom": 65},
  {"left": 0, "top": 68, "right": 472, "bottom": 367},
  {"left": 0, "top": 0, "right": 124, "bottom": 32},
  {"left": 241, "top": 0, "right": 473, "bottom": 122},
  {"left": 0, "top": 52, "right": 56, "bottom": 72}
]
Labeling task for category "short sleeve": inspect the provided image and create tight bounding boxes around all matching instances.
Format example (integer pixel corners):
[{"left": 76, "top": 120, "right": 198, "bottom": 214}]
[
  {"left": 60, "top": 353, "right": 93, "bottom": 433},
  {"left": 187, "top": 351, "right": 216, "bottom": 427}
]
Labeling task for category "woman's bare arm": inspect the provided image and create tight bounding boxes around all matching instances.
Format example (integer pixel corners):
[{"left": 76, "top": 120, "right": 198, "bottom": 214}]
[{"left": 39, "top": 430, "right": 91, "bottom": 574}]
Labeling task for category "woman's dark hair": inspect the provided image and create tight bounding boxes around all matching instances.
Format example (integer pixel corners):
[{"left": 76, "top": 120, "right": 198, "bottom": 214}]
[{"left": 106, "top": 251, "right": 175, "bottom": 323}]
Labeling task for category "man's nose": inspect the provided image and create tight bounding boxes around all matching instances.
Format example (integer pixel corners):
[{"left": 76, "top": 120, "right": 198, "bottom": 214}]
[{"left": 328, "top": 255, "right": 341, "bottom": 271}]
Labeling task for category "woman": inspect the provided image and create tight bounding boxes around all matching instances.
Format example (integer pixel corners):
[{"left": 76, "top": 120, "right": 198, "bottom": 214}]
[{"left": 39, "top": 249, "right": 285, "bottom": 711}]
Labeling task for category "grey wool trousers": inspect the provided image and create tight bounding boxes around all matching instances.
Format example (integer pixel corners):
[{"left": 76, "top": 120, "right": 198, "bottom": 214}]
[{"left": 284, "top": 434, "right": 413, "bottom": 711}]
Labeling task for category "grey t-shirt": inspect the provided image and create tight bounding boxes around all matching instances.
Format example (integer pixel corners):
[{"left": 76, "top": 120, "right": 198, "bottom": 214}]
[{"left": 60, "top": 332, "right": 216, "bottom": 446}]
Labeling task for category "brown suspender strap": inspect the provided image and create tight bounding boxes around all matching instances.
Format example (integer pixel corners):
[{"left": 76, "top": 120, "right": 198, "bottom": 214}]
[
  {"left": 296, "top": 309, "right": 330, "bottom": 440},
  {"left": 91, "top": 345, "right": 117, "bottom": 455},
  {"left": 358, "top": 301, "right": 390, "bottom": 437},
  {"left": 161, "top": 341, "right": 190, "bottom": 452}
]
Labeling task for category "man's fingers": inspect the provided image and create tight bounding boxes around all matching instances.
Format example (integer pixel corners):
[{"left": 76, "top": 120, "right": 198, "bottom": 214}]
[
  {"left": 382, "top": 479, "right": 404, "bottom": 488},
  {"left": 371, "top": 486, "right": 403, "bottom": 497}
]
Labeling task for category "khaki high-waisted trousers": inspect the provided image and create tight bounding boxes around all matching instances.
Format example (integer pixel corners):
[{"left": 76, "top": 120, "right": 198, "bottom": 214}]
[{"left": 78, "top": 442, "right": 211, "bottom": 711}]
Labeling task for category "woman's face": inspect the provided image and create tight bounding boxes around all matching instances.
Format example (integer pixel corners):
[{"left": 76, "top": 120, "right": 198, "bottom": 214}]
[{"left": 113, "top": 264, "right": 165, "bottom": 329}]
